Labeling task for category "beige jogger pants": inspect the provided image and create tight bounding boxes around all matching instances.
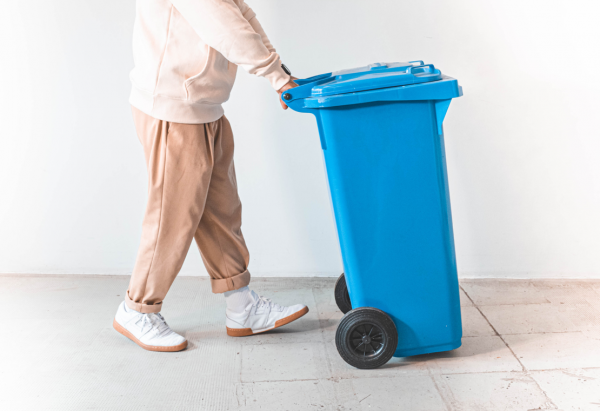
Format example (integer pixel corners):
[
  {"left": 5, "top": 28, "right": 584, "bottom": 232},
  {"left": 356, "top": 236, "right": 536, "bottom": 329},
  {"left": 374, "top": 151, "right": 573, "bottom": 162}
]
[{"left": 126, "top": 106, "right": 251, "bottom": 313}]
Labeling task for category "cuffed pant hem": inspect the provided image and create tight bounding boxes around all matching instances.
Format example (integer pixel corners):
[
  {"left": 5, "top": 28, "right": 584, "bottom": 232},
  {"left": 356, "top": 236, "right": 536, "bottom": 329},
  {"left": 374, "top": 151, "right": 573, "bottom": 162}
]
[
  {"left": 210, "top": 270, "right": 251, "bottom": 293},
  {"left": 125, "top": 290, "right": 163, "bottom": 313}
]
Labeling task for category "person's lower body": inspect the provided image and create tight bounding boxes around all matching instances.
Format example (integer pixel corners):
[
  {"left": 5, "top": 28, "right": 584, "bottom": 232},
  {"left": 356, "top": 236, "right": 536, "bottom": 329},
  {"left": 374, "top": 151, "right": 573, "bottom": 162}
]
[{"left": 113, "top": 107, "right": 307, "bottom": 352}]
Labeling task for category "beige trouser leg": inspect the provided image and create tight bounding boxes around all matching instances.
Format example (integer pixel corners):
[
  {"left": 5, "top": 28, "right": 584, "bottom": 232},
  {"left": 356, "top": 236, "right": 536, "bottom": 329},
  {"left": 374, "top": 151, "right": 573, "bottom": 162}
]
[{"left": 126, "top": 107, "right": 250, "bottom": 313}]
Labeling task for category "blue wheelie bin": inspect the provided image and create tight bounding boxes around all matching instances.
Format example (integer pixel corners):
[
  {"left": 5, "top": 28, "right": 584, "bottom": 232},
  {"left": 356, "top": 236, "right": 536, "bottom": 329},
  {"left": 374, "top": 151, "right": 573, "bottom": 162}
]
[{"left": 284, "top": 62, "right": 463, "bottom": 369}]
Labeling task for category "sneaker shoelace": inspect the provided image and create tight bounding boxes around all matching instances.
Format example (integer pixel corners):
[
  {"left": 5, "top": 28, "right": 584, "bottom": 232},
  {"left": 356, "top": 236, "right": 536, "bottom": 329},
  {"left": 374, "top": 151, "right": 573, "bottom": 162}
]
[
  {"left": 137, "top": 313, "right": 170, "bottom": 336},
  {"left": 254, "top": 294, "right": 283, "bottom": 312}
]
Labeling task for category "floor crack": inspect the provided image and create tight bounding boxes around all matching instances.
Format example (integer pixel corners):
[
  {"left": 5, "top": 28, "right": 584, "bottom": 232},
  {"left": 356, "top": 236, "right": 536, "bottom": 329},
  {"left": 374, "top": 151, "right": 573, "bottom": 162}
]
[{"left": 460, "top": 284, "right": 559, "bottom": 410}]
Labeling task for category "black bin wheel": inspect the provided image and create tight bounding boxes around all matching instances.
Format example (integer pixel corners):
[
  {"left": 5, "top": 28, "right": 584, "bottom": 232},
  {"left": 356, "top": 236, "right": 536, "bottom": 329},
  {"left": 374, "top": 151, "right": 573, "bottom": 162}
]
[
  {"left": 334, "top": 273, "right": 352, "bottom": 314},
  {"left": 335, "top": 307, "right": 398, "bottom": 369}
]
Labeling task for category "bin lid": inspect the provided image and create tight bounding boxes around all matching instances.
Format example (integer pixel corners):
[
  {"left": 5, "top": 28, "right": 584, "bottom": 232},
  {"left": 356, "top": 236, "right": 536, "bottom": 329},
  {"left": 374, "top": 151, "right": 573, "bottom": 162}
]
[
  {"left": 310, "top": 62, "right": 442, "bottom": 97},
  {"left": 285, "top": 61, "right": 462, "bottom": 110}
]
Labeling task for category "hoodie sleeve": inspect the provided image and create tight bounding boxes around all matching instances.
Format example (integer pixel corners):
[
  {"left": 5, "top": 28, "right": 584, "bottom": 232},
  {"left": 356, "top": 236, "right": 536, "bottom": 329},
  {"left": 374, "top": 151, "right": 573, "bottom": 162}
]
[
  {"left": 169, "top": 0, "right": 290, "bottom": 90},
  {"left": 238, "top": 2, "right": 276, "bottom": 53}
]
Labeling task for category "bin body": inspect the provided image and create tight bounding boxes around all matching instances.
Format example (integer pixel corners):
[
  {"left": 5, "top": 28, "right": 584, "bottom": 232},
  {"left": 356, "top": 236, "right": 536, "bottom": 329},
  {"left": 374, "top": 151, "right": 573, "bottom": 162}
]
[{"left": 286, "top": 63, "right": 463, "bottom": 357}]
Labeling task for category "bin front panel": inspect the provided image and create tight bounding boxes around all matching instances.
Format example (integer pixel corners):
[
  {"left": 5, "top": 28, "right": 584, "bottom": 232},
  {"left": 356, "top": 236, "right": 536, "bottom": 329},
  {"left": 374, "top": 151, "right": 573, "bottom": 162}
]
[{"left": 320, "top": 100, "right": 462, "bottom": 356}]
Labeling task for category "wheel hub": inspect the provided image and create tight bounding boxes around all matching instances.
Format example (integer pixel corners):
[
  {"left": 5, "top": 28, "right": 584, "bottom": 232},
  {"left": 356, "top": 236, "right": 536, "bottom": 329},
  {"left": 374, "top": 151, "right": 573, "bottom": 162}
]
[{"left": 349, "top": 323, "right": 385, "bottom": 357}]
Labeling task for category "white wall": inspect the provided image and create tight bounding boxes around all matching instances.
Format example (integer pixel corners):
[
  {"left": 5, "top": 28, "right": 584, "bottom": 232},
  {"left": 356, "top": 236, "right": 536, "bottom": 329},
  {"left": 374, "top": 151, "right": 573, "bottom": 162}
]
[{"left": 1, "top": 0, "right": 599, "bottom": 278}]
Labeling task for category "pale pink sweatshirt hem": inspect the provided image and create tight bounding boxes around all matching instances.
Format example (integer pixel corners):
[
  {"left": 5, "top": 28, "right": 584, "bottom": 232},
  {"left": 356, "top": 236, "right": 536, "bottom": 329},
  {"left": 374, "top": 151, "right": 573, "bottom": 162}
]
[{"left": 130, "top": 86, "right": 225, "bottom": 124}]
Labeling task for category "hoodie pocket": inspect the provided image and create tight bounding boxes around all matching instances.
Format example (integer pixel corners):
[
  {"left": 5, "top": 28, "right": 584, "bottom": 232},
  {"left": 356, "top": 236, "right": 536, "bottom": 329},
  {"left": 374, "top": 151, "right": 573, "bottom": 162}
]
[{"left": 184, "top": 47, "right": 236, "bottom": 104}]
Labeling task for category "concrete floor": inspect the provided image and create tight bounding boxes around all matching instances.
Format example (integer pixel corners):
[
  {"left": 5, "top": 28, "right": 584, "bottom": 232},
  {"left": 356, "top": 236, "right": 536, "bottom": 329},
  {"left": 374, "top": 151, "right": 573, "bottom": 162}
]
[{"left": 1, "top": 276, "right": 600, "bottom": 411}]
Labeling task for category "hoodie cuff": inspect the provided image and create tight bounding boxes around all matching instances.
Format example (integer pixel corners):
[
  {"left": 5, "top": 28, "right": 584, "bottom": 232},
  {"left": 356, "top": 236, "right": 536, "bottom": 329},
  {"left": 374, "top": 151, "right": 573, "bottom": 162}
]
[{"left": 265, "top": 65, "right": 292, "bottom": 91}]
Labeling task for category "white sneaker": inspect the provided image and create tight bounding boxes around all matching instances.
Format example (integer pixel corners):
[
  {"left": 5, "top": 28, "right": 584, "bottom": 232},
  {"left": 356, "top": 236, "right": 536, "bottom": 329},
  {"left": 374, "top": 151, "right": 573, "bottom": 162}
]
[
  {"left": 113, "top": 301, "right": 187, "bottom": 352},
  {"left": 225, "top": 290, "right": 308, "bottom": 336}
]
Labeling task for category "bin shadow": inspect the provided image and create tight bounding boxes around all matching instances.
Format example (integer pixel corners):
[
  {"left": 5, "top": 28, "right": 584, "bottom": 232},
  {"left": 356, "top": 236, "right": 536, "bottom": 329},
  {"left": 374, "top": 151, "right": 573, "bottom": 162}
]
[
  {"left": 376, "top": 316, "right": 513, "bottom": 369},
  {"left": 367, "top": 336, "right": 516, "bottom": 371},
  {"left": 388, "top": 332, "right": 529, "bottom": 370}
]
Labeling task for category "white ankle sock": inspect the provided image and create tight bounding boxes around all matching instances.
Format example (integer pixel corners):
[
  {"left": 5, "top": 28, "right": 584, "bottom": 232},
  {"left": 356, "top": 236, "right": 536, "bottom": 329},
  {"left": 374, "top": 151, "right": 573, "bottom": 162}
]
[{"left": 224, "top": 286, "right": 255, "bottom": 312}]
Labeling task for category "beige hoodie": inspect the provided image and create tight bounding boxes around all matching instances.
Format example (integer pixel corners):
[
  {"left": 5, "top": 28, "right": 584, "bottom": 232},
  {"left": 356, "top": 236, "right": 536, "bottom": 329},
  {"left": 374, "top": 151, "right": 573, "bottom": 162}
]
[{"left": 129, "top": 0, "right": 291, "bottom": 124}]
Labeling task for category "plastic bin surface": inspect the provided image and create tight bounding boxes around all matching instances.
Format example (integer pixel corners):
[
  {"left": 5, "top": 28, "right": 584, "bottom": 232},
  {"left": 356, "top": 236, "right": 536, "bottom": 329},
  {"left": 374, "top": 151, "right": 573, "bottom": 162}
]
[{"left": 285, "top": 62, "right": 463, "bottom": 357}]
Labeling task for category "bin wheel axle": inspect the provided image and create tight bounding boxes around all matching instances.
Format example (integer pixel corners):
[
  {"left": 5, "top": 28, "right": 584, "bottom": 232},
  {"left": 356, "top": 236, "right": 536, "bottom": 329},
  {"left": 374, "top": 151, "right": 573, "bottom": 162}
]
[{"left": 350, "top": 324, "right": 385, "bottom": 357}]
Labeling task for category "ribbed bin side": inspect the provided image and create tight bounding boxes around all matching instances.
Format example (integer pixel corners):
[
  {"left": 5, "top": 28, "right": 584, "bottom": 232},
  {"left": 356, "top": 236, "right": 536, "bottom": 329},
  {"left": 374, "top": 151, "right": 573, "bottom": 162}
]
[{"left": 319, "top": 100, "right": 462, "bottom": 356}]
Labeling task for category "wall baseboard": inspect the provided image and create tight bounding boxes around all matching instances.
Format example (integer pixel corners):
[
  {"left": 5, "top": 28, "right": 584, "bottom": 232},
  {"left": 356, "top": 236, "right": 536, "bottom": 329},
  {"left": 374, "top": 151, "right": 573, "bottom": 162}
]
[{"left": 1, "top": 271, "right": 600, "bottom": 280}]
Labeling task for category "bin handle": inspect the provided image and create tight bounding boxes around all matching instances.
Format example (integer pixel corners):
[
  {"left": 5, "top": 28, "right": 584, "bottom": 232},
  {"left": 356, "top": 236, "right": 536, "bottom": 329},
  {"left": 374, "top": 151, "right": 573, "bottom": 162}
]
[
  {"left": 408, "top": 60, "right": 424, "bottom": 66},
  {"left": 406, "top": 64, "right": 436, "bottom": 75}
]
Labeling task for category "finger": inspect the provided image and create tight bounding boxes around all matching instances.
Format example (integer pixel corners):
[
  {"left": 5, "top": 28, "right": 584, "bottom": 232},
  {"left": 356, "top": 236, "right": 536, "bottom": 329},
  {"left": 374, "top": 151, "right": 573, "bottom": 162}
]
[{"left": 279, "top": 97, "right": 288, "bottom": 109}]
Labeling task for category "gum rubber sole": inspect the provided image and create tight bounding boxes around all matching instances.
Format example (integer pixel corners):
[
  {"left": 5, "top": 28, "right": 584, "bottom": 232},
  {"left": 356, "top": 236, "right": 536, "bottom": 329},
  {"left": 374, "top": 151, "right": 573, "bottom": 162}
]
[
  {"left": 113, "top": 319, "right": 188, "bottom": 352},
  {"left": 226, "top": 306, "right": 309, "bottom": 337}
]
